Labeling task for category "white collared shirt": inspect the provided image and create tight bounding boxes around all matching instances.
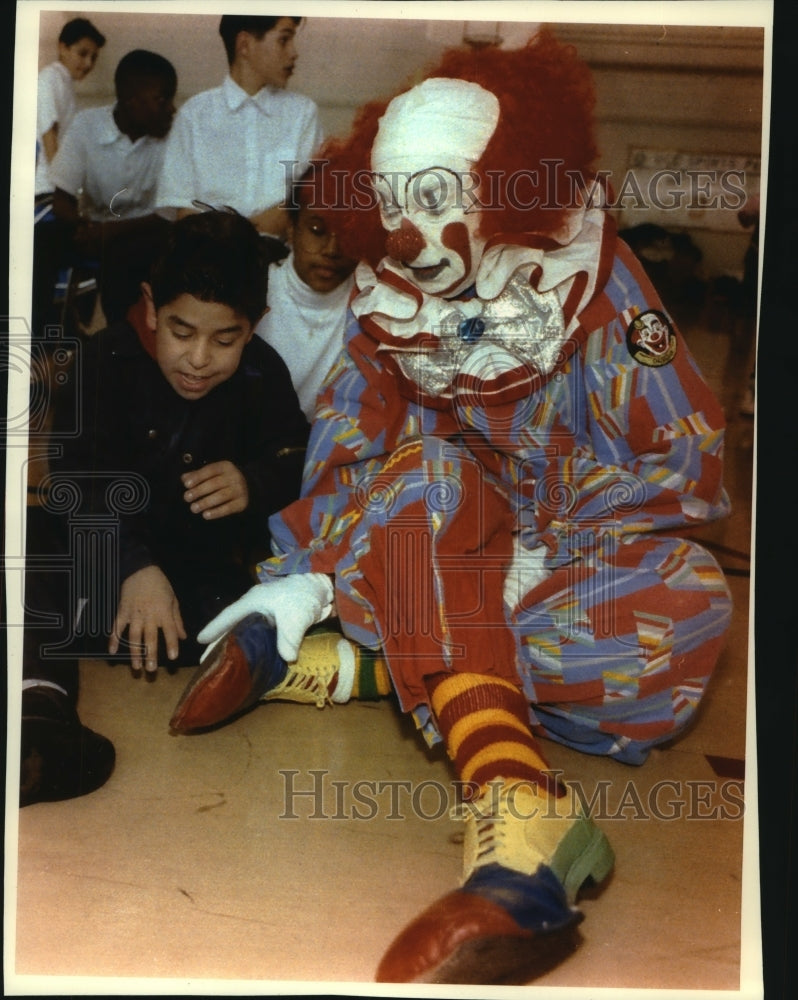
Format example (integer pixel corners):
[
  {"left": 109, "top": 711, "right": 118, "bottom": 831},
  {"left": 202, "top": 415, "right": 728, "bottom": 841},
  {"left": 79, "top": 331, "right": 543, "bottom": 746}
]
[
  {"left": 156, "top": 75, "right": 323, "bottom": 218},
  {"left": 35, "top": 61, "right": 76, "bottom": 196},
  {"left": 50, "top": 105, "right": 169, "bottom": 221}
]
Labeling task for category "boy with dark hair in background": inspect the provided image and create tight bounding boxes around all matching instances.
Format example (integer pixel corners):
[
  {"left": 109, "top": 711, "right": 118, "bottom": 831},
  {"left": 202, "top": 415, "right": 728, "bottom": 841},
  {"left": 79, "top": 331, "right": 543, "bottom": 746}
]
[
  {"left": 157, "top": 15, "right": 322, "bottom": 250},
  {"left": 32, "top": 16, "right": 106, "bottom": 345},
  {"left": 48, "top": 48, "right": 179, "bottom": 324},
  {"left": 255, "top": 163, "right": 357, "bottom": 419},
  {"left": 35, "top": 16, "right": 106, "bottom": 207}
]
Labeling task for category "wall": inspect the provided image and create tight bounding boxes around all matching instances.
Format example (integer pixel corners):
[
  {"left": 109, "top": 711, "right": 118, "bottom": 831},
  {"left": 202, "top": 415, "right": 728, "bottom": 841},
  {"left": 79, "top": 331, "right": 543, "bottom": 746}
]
[
  {"left": 560, "top": 22, "right": 765, "bottom": 280},
  {"left": 36, "top": 9, "right": 766, "bottom": 278}
]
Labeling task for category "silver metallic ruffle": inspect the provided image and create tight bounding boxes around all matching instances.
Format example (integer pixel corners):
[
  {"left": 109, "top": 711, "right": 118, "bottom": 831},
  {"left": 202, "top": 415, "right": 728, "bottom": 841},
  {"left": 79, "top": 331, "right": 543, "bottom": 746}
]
[{"left": 392, "top": 271, "right": 566, "bottom": 397}]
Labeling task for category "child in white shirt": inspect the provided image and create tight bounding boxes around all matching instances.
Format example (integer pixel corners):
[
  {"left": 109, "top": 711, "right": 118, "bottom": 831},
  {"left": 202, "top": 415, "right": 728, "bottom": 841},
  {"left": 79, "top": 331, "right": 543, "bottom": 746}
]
[
  {"left": 255, "top": 166, "right": 357, "bottom": 419},
  {"left": 35, "top": 17, "right": 105, "bottom": 206}
]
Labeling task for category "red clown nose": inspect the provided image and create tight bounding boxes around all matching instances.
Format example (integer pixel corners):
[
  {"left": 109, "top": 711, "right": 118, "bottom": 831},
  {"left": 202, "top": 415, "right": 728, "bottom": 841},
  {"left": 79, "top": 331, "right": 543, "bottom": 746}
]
[{"left": 385, "top": 219, "right": 426, "bottom": 263}]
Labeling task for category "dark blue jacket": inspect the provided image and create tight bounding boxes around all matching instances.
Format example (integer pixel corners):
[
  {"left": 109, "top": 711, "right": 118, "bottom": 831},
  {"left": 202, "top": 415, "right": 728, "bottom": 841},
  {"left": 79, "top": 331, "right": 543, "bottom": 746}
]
[{"left": 52, "top": 318, "right": 310, "bottom": 588}]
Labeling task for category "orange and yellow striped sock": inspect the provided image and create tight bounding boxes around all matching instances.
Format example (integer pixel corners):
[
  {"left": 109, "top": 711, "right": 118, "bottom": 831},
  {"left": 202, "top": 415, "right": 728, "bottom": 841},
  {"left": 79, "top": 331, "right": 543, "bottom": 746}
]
[{"left": 426, "top": 672, "right": 565, "bottom": 798}]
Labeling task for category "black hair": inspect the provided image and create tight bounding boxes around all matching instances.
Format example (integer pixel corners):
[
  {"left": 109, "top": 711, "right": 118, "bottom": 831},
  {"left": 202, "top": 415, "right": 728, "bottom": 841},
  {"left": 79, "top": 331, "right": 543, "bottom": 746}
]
[
  {"left": 114, "top": 49, "right": 177, "bottom": 101},
  {"left": 59, "top": 17, "right": 106, "bottom": 49},
  {"left": 218, "top": 15, "right": 302, "bottom": 65},
  {"left": 148, "top": 211, "right": 271, "bottom": 325},
  {"left": 286, "top": 161, "right": 324, "bottom": 220}
]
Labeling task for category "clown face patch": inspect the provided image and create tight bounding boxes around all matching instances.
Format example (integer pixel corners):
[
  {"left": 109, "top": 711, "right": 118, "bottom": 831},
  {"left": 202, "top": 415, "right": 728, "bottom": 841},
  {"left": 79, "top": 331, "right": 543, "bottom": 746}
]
[{"left": 626, "top": 310, "right": 677, "bottom": 367}]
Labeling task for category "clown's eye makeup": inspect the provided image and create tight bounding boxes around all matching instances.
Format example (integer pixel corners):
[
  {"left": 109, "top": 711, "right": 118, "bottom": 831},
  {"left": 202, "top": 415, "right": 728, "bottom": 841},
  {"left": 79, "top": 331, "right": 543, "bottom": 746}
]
[
  {"left": 412, "top": 170, "right": 448, "bottom": 213},
  {"left": 407, "top": 169, "right": 465, "bottom": 218},
  {"left": 411, "top": 170, "right": 450, "bottom": 215},
  {"left": 372, "top": 174, "right": 403, "bottom": 224}
]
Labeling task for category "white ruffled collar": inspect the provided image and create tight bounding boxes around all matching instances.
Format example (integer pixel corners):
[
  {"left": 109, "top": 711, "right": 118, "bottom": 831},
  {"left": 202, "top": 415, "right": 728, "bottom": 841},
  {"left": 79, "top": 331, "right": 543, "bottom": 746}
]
[{"left": 349, "top": 204, "right": 609, "bottom": 404}]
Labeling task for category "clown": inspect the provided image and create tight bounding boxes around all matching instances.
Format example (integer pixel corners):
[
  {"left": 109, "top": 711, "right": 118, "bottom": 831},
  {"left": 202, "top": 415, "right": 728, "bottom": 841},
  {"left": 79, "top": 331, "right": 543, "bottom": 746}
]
[{"left": 169, "top": 32, "right": 732, "bottom": 985}]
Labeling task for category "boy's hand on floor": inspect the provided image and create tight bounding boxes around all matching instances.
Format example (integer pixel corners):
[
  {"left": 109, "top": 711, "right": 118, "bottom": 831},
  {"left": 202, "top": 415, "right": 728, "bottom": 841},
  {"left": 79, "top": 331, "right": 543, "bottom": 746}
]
[
  {"left": 182, "top": 462, "right": 249, "bottom": 519},
  {"left": 110, "top": 565, "right": 187, "bottom": 673}
]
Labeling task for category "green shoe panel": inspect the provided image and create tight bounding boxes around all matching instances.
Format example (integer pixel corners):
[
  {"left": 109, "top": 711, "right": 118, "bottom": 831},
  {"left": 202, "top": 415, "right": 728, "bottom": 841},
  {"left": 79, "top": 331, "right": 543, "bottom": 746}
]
[{"left": 549, "top": 813, "right": 615, "bottom": 904}]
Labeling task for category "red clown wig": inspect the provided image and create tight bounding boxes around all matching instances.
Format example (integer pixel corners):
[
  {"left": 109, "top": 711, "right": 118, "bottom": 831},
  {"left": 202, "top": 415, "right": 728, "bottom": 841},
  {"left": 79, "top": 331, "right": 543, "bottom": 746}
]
[{"left": 311, "top": 28, "right": 599, "bottom": 268}]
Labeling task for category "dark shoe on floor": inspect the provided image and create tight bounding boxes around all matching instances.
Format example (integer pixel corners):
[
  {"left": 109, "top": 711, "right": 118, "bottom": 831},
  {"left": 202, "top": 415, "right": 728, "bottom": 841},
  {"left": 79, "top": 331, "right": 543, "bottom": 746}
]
[{"left": 20, "top": 686, "right": 115, "bottom": 807}]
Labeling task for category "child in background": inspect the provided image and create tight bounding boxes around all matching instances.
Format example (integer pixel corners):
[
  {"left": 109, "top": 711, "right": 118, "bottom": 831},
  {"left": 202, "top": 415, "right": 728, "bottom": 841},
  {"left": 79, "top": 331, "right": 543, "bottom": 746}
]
[
  {"left": 255, "top": 165, "right": 357, "bottom": 419},
  {"left": 49, "top": 48, "right": 178, "bottom": 323},
  {"left": 35, "top": 16, "right": 106, "bottom": 214},
  {"left": 157, "top": 15, "right": 322, "bottom": 254},
  {"left": 32, "top": 17, "right": 105, "bottom": 340}
]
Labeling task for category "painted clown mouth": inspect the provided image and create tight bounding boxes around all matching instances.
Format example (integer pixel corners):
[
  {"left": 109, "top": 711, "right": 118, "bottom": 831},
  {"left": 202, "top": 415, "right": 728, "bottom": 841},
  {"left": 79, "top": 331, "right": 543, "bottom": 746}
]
[{"left": 407, "top": 259, "right": 450, "bottom": 282}]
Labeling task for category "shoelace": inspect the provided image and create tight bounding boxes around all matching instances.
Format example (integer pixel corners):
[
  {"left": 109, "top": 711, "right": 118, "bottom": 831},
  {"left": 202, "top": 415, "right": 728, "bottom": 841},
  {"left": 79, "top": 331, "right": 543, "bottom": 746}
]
[
  {"left": 450, "top": 790, "right": 508, "bottom": 869},
  {"left": 268, "top": 661, "right": 338, "bottom": 708},
  {"left": 474, "top": 815, "right": 503, "bottom": 865}
]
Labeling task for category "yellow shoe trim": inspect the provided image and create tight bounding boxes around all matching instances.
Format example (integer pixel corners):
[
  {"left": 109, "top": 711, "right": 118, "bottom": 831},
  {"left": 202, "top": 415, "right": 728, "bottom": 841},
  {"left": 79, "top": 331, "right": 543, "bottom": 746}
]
[
  {"left": 264, "top": 630, "right": 342, "bottom": 708},
  {"left": 461, "top": 780, "right": 610, "bottom": 900}
]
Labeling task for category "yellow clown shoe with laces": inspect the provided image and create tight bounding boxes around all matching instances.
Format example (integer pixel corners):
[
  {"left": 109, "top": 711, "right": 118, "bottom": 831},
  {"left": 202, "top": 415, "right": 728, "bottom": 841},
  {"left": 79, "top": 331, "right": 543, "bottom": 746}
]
[
  {"left": 375, "top": 780, "right": 614, "bottom": 985},
  {"left": 169, "top": 615, "right": 355, "bottom": 732}
]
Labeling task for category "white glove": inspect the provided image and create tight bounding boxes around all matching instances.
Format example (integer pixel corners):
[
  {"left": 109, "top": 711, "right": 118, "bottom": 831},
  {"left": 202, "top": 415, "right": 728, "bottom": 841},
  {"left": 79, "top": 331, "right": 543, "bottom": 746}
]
[
  {"left": 197, "top": 573, "right": 335, "bottom": 663},
  {"left": 503, "top": 537, "right": 551, "bottom": 610}
]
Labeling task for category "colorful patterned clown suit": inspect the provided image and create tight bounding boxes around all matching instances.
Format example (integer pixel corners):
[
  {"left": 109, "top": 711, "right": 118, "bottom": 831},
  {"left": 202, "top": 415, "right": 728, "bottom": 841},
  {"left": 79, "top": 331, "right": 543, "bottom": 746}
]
[
  {"left": 262, "top": 208, "right": 732, "bottom": 766},
  {"left": 166, "top": 40, "right": 736, "bottom": 984}
]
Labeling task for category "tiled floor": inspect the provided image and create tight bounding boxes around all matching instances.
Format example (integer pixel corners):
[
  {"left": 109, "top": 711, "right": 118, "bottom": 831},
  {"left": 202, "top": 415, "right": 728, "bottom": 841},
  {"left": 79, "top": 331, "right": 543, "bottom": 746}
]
[{"left": 7, "top": 309, "right": 757, "bottom": 995}]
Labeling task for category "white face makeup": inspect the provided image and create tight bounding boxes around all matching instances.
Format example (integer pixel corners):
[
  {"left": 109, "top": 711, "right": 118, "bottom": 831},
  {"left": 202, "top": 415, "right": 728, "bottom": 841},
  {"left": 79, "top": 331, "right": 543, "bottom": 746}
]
[{"left": 373, "top": 167, "right": 486, "bottom": 298}]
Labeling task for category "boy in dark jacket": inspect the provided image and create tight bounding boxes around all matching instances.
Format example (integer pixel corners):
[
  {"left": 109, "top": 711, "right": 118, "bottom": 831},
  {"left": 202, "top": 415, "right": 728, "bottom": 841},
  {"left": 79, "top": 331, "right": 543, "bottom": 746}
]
[{"left": 20, "top": 210, "right": 309, "bottom": 805}]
